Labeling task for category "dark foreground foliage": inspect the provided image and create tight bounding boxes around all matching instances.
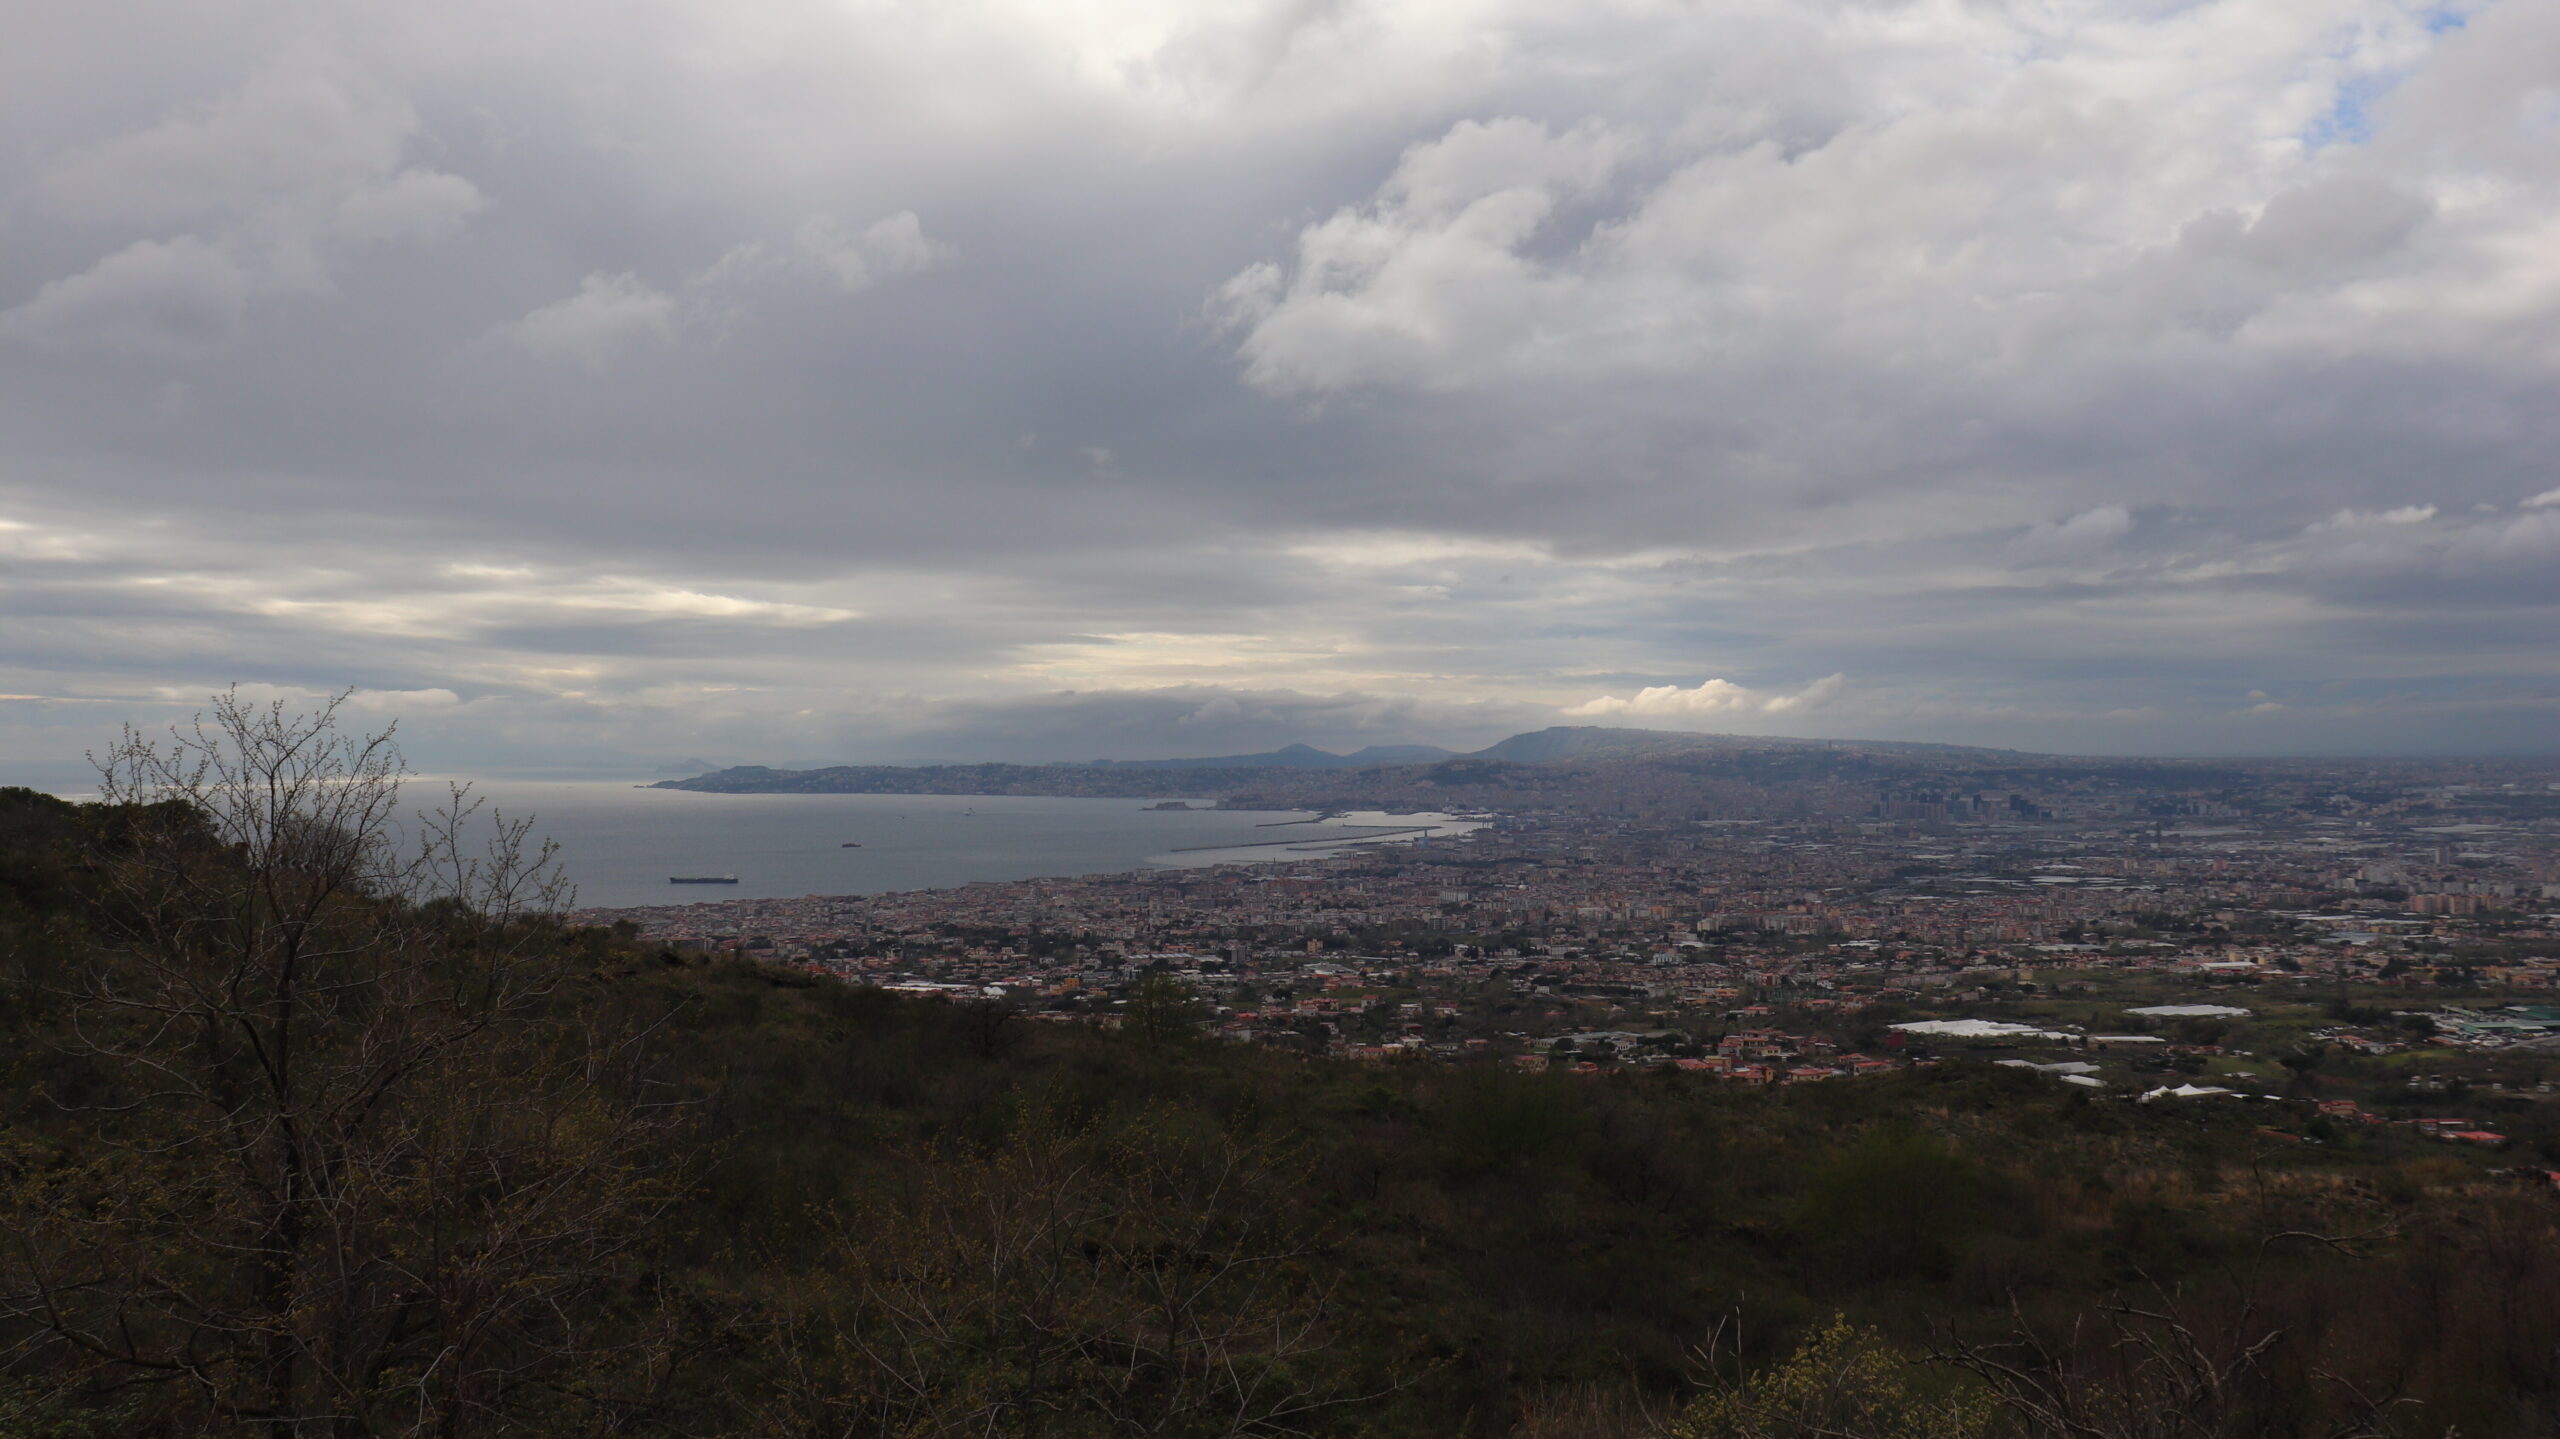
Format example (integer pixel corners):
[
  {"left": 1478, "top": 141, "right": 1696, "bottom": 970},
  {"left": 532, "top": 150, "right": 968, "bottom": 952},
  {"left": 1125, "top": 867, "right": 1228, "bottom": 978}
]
[{"left": 4, "top": 773, "right": 2558, "bottom": 1437}]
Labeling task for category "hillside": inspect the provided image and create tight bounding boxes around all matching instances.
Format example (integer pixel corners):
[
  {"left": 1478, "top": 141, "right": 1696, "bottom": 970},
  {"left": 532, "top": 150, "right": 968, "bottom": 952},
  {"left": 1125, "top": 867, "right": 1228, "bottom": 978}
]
[{"left": 8, "top": 776, "right": 2560, "bottom": 1436}]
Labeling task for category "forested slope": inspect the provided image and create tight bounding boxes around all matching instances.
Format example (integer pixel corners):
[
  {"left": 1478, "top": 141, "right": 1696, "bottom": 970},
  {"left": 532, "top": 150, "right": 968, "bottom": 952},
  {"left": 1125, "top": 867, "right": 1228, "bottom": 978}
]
[{"left": 4, "top": 756, "right": 2558, "bottom": 1437}]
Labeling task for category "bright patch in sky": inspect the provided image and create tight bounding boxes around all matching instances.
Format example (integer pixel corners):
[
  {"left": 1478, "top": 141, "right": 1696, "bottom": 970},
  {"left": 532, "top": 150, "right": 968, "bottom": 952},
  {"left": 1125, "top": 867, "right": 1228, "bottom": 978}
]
[{"left": 1, "top": 0, "right": 2556, "bottom": 770}]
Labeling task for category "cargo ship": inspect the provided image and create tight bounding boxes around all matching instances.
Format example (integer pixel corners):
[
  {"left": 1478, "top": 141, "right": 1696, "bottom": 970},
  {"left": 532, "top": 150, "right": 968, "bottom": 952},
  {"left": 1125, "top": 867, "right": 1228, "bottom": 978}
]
[{"left": 668, "top": 874, "right": 739, "bottom": 884}]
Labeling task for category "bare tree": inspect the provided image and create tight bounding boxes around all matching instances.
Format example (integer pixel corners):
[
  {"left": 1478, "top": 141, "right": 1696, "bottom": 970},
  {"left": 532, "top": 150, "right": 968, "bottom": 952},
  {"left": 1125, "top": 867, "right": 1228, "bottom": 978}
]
[
  {"left": 1, "top": 690, "right": 679, "bottom": 1436},
  {"left": 1929, "top": 1283, "right": 2423, "bottom": 1439},
  {"left": 1122, "top": 974, "right": 1204, "bottom": 1049},
  {"left": 957, "top": 991, "right": 1025, "bottom": 1062},
  {"left": 1670, "top": 1314, "right": 1990, "bottom": 1439},
  {"left": 755, "top": 1100, "right": 1376, "bottom": 1438}
]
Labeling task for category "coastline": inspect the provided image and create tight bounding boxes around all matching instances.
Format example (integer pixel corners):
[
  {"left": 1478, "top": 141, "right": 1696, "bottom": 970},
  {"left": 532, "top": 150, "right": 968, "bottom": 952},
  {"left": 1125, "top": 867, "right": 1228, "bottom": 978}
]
[{"left": 566, "top": 805, "right": 1488, "bottom": 925}]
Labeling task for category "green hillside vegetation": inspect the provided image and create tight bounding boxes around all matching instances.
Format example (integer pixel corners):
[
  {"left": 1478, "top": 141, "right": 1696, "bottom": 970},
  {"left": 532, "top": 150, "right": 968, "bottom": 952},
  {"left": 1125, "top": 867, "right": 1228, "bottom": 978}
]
[{"left": 5, "top": 703, "right": 2559, "bottom": 1436}]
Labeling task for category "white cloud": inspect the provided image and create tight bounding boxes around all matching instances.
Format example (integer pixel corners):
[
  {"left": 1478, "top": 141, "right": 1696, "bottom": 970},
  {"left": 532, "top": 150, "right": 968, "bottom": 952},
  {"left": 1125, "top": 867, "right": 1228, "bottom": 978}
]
[
  {"left": 2523, "top": 487, "right": 2560, "bottom": 511},
  {"left": 2008, "top": 506, "right": 2134, "bottom": 567},
  {"left": 2221, "top": 495, "right": 2560, "bottom": 587},
  {"left": 1287, "top": 533, "right": 1550, "bottom": 568},
  {"left": 2445, "top": 507, "right": 2560, "bottom": 566},
  {"left": 506, "top": 273, "right": 677, "bottom": 369},
  {"left": 29, "top": 49, "right": 417, "bottom": 227},
  {"left": 1566, "top": 672, "right": 1845, "bottom": 720},
  {"left": 0, "top": 236, "right": 251, "bottom": 356},
  {"left": 795, "top": 211, "right": 950, "bottom": 292},
  {"left": 697, "top": 210, "right": 952, "bottom": 297},
  {"left": 548, "top": 211, "right": 950, "bottom": 354},
  {"left": 2214, "top": 177, "right": 2434, "bottom": 274},
  {"left": 2306, "top": 504, "right": 2439, "bottom": 533},
  {"left": 7, "top": 49, "right": 483, "bottom": 347},
  {"left": 1215, "top": 0, "right": 2555, "bottom": 402},
  {"left": 344, "top": 686, "right": 463, "bottom": 713},
  {"left": 1218, "top": 117, "right": 1629, "bottom": 393},
  {"left": 213, "top": 561, "right": 859, "bottom": 635},
  {"left": 555, "top": 580, "right": 856, "bottom": 624},
  {"left": 333, "top": 168, "right": 486, "bottom": 244},
  {"left": 869, "top": 684, "right": 1551, "bottom": 763},
  {"left": 4, "top": 0, "right": 2560, "bottom": 769},
  {"left": 1762, "top": 673, "right": 1846, "bottom": 713}
]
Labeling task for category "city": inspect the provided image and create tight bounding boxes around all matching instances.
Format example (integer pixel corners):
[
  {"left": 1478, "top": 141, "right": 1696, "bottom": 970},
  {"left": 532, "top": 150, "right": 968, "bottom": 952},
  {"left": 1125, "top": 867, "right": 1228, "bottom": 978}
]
[
  {"left": 579, "top": 755, "right": 2560, "bottom": 1134},
  {"left": 12, "top": 0, "right": 2560, "bottom": 1426}
]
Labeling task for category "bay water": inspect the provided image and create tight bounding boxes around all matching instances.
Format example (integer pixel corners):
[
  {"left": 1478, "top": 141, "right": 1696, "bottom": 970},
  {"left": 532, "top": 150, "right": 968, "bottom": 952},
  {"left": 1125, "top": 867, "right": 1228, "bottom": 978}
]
[{"left": 403, "top": 780, "right": 1479, "bottom": 910}]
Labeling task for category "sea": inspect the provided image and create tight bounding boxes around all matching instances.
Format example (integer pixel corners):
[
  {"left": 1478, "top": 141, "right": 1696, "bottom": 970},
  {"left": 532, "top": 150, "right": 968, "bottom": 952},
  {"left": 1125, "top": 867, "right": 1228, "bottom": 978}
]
[{"left": 394, "top": 780, "right": 1483, "bottom": 910}]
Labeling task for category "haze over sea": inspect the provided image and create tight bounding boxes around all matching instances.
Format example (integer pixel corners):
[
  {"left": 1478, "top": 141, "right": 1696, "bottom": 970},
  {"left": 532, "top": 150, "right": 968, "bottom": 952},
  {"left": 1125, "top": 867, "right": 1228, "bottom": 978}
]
[{"left": 422, "top": 780, "right": 1479, "bottom": 910}]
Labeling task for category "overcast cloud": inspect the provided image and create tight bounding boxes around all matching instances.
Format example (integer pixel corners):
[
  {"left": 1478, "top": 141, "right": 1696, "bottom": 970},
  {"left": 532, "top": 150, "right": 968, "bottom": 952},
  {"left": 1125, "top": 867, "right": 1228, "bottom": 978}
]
[{"left": 3, "top": 0, "right": 2555, "bottom": 775}]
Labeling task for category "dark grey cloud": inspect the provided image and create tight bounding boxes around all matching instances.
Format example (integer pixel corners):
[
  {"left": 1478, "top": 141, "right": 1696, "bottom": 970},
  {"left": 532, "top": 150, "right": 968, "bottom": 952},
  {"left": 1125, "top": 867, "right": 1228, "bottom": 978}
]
[
  {"left": 846, "top": 686, "right": 1553, "bottom": 766},
  {"left": 2, "top": 0, "right": 2556, "bottom": 773}
]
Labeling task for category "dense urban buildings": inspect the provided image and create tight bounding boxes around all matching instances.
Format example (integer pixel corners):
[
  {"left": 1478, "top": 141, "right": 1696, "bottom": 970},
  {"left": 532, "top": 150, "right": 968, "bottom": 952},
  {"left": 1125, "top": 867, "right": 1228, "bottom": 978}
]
[{"left": 584, "top": 747, "right": 2560, "bottom": 1112}]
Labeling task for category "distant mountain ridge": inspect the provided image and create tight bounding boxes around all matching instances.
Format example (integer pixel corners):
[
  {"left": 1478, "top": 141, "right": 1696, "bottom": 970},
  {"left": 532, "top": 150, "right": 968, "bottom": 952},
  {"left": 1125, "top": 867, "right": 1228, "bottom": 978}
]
[
  {"left": 1089, "top": 742, "right": 1458, "bottom": 770},
  {"left": 1471, "top": 726, "right": 1722, "bottom": 762},
  {"left": 653, "top": 725, "right": 2047, "bottom": 797},
  {"left": 1472, "top": 726, "right": 2031, "bottom": 763}
]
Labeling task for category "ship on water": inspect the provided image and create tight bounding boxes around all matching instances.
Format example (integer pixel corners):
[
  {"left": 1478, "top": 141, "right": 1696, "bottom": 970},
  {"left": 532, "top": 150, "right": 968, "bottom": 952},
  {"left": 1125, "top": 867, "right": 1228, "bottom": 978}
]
[{"left": 668, "top": 874, "right": 739, "bottom": 884}]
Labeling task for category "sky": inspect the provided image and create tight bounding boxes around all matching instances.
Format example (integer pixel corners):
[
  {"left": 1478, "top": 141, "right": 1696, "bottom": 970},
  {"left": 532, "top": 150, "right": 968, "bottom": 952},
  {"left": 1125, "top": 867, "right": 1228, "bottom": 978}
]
[{"left": 3, "top": 0, "right": 2557, "bottom": 777}]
